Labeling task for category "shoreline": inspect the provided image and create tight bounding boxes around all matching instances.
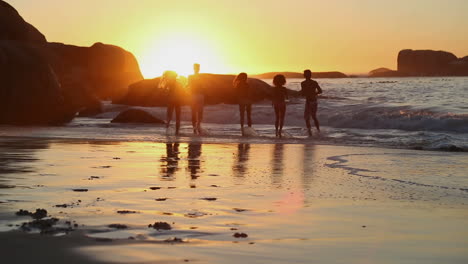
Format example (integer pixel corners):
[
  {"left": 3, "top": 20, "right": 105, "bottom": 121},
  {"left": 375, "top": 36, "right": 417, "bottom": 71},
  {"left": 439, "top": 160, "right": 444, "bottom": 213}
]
[{"left": 0, "top": 137, "right": 467, "bottom": 263}]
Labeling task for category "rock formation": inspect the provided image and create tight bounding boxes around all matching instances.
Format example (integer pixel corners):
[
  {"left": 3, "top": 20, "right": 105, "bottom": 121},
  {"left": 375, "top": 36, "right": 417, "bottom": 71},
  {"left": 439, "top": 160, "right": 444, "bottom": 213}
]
[
  {"left": 0, "top": 41, "right": 74, "bottom": 124},
  {"left": 398, "top": 49, "right": 468, "bottom": 76},
  {"left": 117, "top": 74, "right": 298, "bottom": 107},
  {"left": 0, "top": 0, "right": 144, "bottom": 124},
  {"left": 47, "top": 42, "right": 143, "bottom": 101},
  {"left": 111, "top": 109, "right": 165, "bottom": 124},
  {"left": 253, "top": 71, "right": 348, "bottom": 79}
]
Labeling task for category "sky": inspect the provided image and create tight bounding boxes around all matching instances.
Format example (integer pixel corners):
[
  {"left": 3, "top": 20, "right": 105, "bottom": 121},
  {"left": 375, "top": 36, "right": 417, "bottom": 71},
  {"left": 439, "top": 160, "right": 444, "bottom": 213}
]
[{"left": 7, "top": 0, "right": 468, "bottom": 78}]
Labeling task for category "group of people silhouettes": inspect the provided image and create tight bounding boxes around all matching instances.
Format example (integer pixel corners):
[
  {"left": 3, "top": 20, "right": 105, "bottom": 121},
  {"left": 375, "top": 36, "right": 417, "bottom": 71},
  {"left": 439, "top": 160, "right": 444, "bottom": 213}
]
[{"left": 161, "top": 64, "right": 322, "bottom": 138}]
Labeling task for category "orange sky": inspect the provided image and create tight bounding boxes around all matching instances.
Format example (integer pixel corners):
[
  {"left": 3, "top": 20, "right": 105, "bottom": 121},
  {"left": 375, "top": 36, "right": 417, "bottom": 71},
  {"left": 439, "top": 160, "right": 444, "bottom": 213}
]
[{"left": 8, "top": 0, "right": 468, "bottom": 78}]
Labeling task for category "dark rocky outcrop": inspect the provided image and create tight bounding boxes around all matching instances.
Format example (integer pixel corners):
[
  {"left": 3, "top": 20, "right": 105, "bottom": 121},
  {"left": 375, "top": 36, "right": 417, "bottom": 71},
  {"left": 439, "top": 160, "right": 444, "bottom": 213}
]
[
  {"left": 111, "top": 109, "right": 165, "bottom": 124},
  {"left": 0, "top": 1, "right": 46, "bottom": 43},
  {"left": 46, "top": 42, "right": 143, "bottom": 101},
  {"left": 398, "top": 49, "right": 468, "bottom": 76},
  {"left": 0, "top": 0, "right": 144, "bottom": 124},
  {"left": 0, "top": 41, "right": 75, "bottom": 125},
  {"left": 117, "top": 74, "right": 299, "bottom": 107},
  {"left": 253, "top": 71, "right": 348, "bottom": 79}
]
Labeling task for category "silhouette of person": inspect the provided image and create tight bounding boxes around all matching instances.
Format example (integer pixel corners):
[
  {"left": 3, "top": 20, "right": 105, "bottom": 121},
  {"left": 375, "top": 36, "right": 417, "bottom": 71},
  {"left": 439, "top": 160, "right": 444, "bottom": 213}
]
[
  {"left": 188, "top": 64, "right": 204, "bottom": 135},
  {"left": 233, "top": 73, "right": 252, "bottom": 134},
  {"left": 272, "top": 74, "right": 288, "bottom": 138},
  {"left": 161, "top": 71, "right": 184, "bottom": 135},
  {"left": 301, "top": 70, "right": 322, "bottom": 136}
]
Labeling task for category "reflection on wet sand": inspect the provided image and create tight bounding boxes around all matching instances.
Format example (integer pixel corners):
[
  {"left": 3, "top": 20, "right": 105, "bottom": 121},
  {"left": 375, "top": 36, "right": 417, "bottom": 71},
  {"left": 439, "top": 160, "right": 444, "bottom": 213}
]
[
  {"left": 187, "top": 143, "right": 202, "bottom": 180},
  {"left": 160, "top": 143, "right": 180, "bottom": 180},
  {"left": 271, "top": 144, "right": 285, "bottom": 186},
  {"left": 233, "top": 143, "right": 250, "bottom": 178},
  {"left": 301, "top": 144, "right": 317, "bottom": 192},
  {"left": 0, "top": 139, "right": 467, "bottom": 264},
  {"left": 0, "top": 139, "right": 49, "bottom": 175}
]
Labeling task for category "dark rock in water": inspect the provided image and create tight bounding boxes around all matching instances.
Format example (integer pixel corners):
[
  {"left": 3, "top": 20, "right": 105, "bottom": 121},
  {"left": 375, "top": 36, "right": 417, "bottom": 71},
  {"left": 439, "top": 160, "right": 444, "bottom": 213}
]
[
  {"left": 149, "top": 222, "right": 172, "bottom": 230},
  {"left": 111, "top": 109, "right": 165, "bottom": 124},
  {"left": 253, "top": 71, "right": 348, "bottom": 79},
  {"left": 21, "top": 217, "right": 59, "bottom": 232},
  {"left": 117, "top": 210, "right": 138, "bottom": 214},
  {"left": 15, "top": 208, "right": 48, "bottom": 219},
  {"left": 0, "top": 1, "right": 47, "bottom": 43},
  {"left": 0, "top": 41, "right": 76, "bottom": 125},
  {"left": 108, "top": 224, "right": 128, "bottom": 229},
  {"left": 164, "top": 237, "right": 184, "bottom": 243},
  {"left": 200, "top": 197, "right": 217, "bottom": 201},
  {"left": 117, "top": 74, "right": 300, "bottom": 107},
  {"left": 72, "top": 188, "right": 89, "bottom": 192},
  {"left": 233, "top": 232, "right": 248, "bottom": 238}
]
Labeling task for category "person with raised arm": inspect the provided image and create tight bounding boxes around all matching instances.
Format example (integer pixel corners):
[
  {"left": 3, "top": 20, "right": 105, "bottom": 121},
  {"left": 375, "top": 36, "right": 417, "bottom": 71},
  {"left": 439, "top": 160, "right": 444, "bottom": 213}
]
[{"left": 301, "top": 69, "right": 322, "bottom": 136}]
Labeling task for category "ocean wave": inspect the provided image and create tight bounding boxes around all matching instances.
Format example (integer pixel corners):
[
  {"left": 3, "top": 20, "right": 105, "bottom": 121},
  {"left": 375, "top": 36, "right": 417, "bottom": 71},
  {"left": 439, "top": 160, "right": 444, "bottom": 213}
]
[{"left": 319, "top": 104, "right": 468, "bottom": 133}]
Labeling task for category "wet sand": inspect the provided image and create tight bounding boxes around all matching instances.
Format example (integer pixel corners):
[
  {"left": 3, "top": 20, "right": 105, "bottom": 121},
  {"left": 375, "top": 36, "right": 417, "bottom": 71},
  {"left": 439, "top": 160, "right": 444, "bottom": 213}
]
[{"left": 0, "top": 138, "right": 467, "bottom": 263}]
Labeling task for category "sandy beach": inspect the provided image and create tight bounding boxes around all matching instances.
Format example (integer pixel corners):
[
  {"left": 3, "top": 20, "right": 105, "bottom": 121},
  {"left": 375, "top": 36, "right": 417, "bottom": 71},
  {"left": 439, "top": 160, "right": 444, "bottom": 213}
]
[{"left": 1, "top": 137, "right": 467, "bottom": 263}]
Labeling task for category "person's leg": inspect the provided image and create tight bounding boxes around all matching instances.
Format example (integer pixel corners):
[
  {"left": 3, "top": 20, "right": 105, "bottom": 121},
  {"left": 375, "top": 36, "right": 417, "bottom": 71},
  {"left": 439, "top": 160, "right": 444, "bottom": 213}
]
[
  {"left": 274, "top": 104, "right": 280, "bottom": 137},
  {"left": 311, "top": 102, "right": 320, "bottom": 132},
  {"left": 175, "top": 105, "right": 181, "bottom": 135},
  {"left": 197, "top": 103, "right": 204, "bottom": 133},
  {"left": 239, "top": 104, "right": 245, "bottom": 130},
  {"left": 191, "top": 103, "right": 197, "bottom": 134},
  {"left": 279, "top": 103, "right": 286, "bottom": 138},
  {"left": 166, "top": 104, "right": 174, "bottom": 128},
  {"left": 246, "top": 104, "right": 252, "bottom": 127},
  {"left": 304, "top": 101, "right": 312, "bottom": 136}
]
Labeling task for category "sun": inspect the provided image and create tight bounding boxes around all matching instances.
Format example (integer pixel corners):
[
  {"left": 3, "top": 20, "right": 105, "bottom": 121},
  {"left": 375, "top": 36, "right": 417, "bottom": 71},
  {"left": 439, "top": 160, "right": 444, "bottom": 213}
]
[{"left": 139, "top": 32, "right": 229, "bottom": 78}]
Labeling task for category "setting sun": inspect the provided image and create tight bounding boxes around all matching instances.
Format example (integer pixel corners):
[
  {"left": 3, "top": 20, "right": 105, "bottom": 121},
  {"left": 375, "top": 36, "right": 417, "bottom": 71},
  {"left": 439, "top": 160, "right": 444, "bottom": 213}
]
[{"left": 139, "top": 31, "right": 230, "bottom": 78}]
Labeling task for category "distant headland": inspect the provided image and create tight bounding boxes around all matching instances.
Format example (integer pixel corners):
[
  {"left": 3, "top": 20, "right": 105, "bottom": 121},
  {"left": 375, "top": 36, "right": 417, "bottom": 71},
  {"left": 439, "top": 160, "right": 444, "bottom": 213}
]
[{"left": 369, "top": 49, "right": 468, "bottom": 77}]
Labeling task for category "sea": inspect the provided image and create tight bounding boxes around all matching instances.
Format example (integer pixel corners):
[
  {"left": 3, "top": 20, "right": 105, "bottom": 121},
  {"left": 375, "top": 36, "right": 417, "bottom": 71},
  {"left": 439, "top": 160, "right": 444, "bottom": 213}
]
[{"left": 1, "top": 77, "right": 467, "bottom": 152}]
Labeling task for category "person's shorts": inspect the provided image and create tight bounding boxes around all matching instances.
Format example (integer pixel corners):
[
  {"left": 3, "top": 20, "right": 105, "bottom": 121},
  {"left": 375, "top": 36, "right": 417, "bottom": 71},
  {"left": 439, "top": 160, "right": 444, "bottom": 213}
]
[
  {"left": 304, "top": 100, "right": 318, "bottom": 116},
  {"left": 192, "top": 94, "right": 205, "bottom": 107}
]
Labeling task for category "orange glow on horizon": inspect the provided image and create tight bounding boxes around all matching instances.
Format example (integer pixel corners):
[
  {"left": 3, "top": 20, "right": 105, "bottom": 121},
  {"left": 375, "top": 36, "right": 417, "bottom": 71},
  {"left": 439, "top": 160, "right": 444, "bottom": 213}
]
[
  {"left": 139, "top": 31, "right": 231, "bottom": 78},
  {"left": 8, "top": 0, "right": 468, "bottom": 77}
]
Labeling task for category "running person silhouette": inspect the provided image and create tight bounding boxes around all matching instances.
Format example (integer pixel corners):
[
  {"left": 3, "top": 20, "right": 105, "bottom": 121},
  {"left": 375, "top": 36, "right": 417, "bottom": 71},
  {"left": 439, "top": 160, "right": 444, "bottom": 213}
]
[{"left": 301, "top": 70, "right": 322, "bottom": 136}]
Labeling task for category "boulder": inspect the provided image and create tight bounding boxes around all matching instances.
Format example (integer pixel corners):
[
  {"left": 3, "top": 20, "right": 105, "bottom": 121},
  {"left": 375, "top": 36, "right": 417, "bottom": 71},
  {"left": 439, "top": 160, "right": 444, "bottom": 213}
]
[
  {"left": 117, "top": 74, "right": 297, "bottom": 107},
  {"left": 0, "top": 41, "right": 75, "bottom": 125},
  {"left": 253, "top": 71, "right": 348, "bottom": 79},
  {"left": 0, "top": 1, "right": 47, "bottom": 43},
  {"left": 111, "top": 109, "right": 165, "bottom": 124},
  {"left": 47, "top": 42, "right": 143, "bottom": 101},
  {"left": 398, "top": 49, "right": 459, "bottom": 76}
]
